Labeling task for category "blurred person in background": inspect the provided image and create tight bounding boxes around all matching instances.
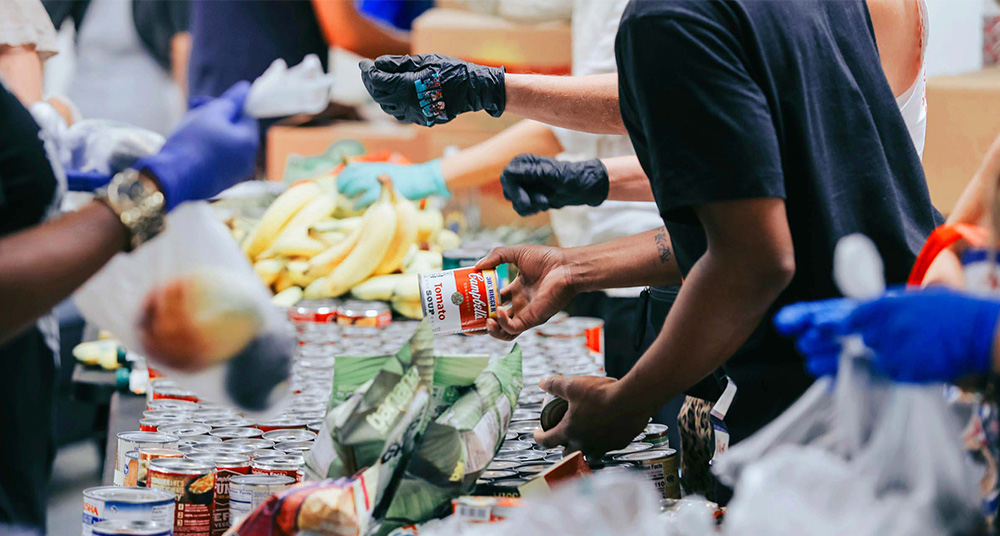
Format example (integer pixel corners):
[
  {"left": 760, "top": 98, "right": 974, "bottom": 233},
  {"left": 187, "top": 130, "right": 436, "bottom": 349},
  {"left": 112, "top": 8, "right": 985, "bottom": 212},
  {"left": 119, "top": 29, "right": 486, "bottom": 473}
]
[
  {"left": 43, "top": 0, "right": 189, "bottom": 135},
  {"left": 0, "top": 78, "right": 258, "bottom": 535}
]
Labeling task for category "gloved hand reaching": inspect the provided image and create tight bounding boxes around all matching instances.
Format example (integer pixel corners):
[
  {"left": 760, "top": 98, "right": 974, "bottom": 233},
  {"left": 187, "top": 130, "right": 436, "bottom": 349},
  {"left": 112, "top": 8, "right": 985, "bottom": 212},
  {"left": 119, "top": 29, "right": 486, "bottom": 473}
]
[
  {"left": 500, "top": 154, "right": 610, "bottom": 216},
  {"left": 359, "top": 54, "right": 505, "bottom": 126},
  {"left": 134, "top": 81, "right": 259, "bottom": 211},
  {"left": 337, "top": 159, "right": 448, "bottom": 209},
  {"left": 775, "top": 288, "right": 1000, "bottom": 383}
]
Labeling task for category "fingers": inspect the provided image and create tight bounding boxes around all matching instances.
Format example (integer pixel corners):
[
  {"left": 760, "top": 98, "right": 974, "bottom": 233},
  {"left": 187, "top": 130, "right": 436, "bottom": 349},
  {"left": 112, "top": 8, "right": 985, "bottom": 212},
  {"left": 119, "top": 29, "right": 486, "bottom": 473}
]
[
  {"left": 774, "top": 301, "right": 824, "bottom": 336},
  {"left": 475, "top": 246, "right": 518, "bottom": 271},
  {"left": 486, "top": 318, "right": 517, "bottom": 341},
  {"left": 805, "top": 354, "right": 839, "bottom": 377},
  {"left": 534, "top": 418, "right": 569, "bottom": 449},
  {"left": 539, "top": 375, "right": 574, "bottom": 399},
  {"left": 498, "top": 277, "right": 520, "bottom": 304},
  {"left": 495, "top": 306, "right": 529, "bottom": 337}
]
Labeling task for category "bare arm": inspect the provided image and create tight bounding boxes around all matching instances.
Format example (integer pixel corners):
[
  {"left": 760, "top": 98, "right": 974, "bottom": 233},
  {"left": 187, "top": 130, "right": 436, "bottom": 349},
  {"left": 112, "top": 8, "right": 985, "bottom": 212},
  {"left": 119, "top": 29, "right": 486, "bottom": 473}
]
[
  {"left": 440, "top": 120, "right": 563, "bottom": 191},
  {"left": 614, "top": 198, "right": 795, "bottom": 412},
  {"left": 568, "top": 226, "right": 682, "bottom": 291},
  {"left": 312, "top": 0, "right": 410, "bottom": 58},
  {"left": 0, "top": 202, "right": 129, "bottom": 344},
  {"left": 604, "top": 155, "right": 655, "bottom": 202},
  {"left": 504, "top": 73, "right": 625, "bottom": 135},
  {"left": 0, "top": 45, "right": 43, "bottom": 104}
]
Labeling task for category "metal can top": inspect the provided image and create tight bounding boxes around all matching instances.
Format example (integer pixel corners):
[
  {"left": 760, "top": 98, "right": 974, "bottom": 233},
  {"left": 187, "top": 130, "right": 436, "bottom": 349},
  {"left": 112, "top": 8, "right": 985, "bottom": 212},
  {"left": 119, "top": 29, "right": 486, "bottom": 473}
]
[
  {"left": 498, "top": 441, "right": 533, "bottom": 453},
  {"left": 176, "top": 435, "right": 221, "bottom": 448},
  {"left": 210, "top": 427, "right": 264, "bottom": 440},
  {"left": 148, "top": 457, "right": 215, "bottom": 475},
  {"left": 83, "top": 486, "right": 174, "bottom": 503},
  {"left": 230, "top": 474, "right": 295, "bottom": 487},
  {"left": 117, "top": 431, "right": 178, "bottom": 444},
  {"left": 485, "top": 460, "right": 520, "bottom": 471},
  {"left": 146, "top": 399, "right": 197, "bottom": 411},
  {"left": 515, "top": 464, "right": 550, "bottom": 477},
  {"left": 274, "top": 440, "right": 314, "bottom": 454},
  {"left": 494, "top": 451, "right": 545, "bottom": 463},
  {"left": 251, "top": 455, "right": 305, "bottom": 470},
  {"left": 91, "top": 519, "right": 172, "bottom": 536},
  {"left": 612, "top": 448, "right": 677, "bottom": 463},
  {"left": 227, "top": 438, "right": 275, "bottom": 450},
  {"left": 192, "top": 442, "right": 256, "bottom": 455},
  {"left": 255, "top": 418, "right": 307, "bottom": 430},
  {"left": 185, "top": 452, "right": 251, "bottom": 469},
  {"left": 198, "top": 417, "right": 255, "bottom": 429},
  {"left": 643, "top": 423, "right": 669, "bottom": 437},
  {"left": 262, "top": 429, "right": 317, "bottom": 443},
  {"left": 604, "top": 442, "right": 653, "bottom": 458},
  {"left": 141, "top": 410, "right": 188, "bottom": 421},
  {"left": 480, "top": 469, "right": 518, "bottom": 480},
  {"left": 157, "top": 422, "right": 212, "bottom": 437}
]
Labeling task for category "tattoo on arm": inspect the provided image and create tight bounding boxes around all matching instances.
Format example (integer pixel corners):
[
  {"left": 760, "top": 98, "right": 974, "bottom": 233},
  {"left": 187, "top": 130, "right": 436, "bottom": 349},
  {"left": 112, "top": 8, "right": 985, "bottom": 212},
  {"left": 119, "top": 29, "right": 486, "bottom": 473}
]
[{"left": 654, "top": 227, "right": 672, "bottom": 264}]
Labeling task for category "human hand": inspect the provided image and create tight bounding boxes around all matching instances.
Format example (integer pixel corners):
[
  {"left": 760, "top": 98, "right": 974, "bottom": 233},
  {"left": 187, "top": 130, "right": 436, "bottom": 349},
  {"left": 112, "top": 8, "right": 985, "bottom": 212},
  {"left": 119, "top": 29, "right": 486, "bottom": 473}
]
[
  {"left": 774, "top": 298, "right": 858, "bottom": 377},
  {"left": 337, "top": 159, "right": 448, "bottom": 209},
  {"left": 776, "top": 288, "right": 1000, "bottom": 383},
  {"left": 533, "top": 376, "right": 650, "bottom": 457},
  {"left": 475, "top": 245, "right": 579, "bottom": 340},
  {"left": 134, "top": 81, "right": 259, "bottom": 211},
  {"left": 359, "top": 54, "right": 505, "bottom": 126},
  {"left": 501, "top": 155, "right": 609, "bottom": 216}
]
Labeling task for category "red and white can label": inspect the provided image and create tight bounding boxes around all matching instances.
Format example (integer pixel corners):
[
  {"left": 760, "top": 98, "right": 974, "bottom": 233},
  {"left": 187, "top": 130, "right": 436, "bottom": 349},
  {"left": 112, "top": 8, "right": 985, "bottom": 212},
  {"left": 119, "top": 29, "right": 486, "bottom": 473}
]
[{"left": 419, "top": 268, "right": 501, "bottom": 334}]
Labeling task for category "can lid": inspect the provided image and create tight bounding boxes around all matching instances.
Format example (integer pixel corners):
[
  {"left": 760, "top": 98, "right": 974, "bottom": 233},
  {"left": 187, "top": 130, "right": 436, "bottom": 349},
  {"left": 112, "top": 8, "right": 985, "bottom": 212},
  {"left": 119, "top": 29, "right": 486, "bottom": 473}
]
[
  {"left": 117, "top": 431, "right": 179, "bottom": 444},
  {"left": 157, "top": 422, "right": 212, "bottom": 437},
  {"left": 613, "top": 448, "right": 677, "bottom": 462},
  {"left": 480, "top": 469, "right": 518, "bottom": 480},
  {"left": 193, "top": 443, "right": 256, "bottom": 455},
  {"left": 92, "top": 519, "right": 172, "bottom": 536},
  {"left": 83, "top": 486, "right": 174, "bottom": 503},
  {"left": 185, "top": 452, "right": 251, "bottom": 467},
  {"left": 148, "top": 457, "right": 215, "bottom": 473},
  {"left": 252, "top": 455, "right": 306, "bottom": 468},
  {"left": 230, "top": 474, "right": 295, "bottom": 486}
]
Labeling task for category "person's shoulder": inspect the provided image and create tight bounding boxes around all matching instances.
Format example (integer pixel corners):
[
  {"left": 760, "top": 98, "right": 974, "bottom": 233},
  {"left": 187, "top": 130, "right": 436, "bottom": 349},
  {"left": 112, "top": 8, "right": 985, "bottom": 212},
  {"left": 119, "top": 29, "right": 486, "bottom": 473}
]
[{"left": 621, "top": 0, "right": 731, "bottom": 24}]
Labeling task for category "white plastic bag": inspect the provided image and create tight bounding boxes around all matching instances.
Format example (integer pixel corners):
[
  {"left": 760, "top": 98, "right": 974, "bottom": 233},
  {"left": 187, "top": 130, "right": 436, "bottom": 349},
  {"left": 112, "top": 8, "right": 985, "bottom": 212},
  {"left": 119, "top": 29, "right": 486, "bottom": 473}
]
[
  {"left": 245, "top": 54, "right": 335, "bottom": 118},
  {"left": 73, "top": 203, "right": 292, "bottom": 413}
]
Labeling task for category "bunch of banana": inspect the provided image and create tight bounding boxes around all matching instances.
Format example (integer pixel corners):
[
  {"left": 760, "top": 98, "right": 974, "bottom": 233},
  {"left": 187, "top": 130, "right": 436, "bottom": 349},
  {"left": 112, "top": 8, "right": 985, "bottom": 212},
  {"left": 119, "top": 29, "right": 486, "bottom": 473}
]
[{"left": 237, "top": 172, "right": 450, "bottom": 318}]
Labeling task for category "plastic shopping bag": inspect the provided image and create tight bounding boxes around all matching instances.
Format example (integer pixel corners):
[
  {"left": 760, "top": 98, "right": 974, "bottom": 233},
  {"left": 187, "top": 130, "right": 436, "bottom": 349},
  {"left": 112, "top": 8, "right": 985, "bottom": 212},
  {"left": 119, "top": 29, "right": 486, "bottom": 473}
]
[
  {"left": 74, "top": 203, "right": 293, "bottom": 412},
  {"left": 245, "top": 54, "right": 336, "bottom": 119}
]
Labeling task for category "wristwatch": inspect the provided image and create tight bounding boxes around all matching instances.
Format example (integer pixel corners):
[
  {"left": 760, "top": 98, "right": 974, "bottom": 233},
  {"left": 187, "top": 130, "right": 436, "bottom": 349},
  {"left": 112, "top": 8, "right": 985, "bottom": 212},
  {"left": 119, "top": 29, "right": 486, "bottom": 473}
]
[{"left": 96, "top": 168, "right": 165, "bottom": 251}]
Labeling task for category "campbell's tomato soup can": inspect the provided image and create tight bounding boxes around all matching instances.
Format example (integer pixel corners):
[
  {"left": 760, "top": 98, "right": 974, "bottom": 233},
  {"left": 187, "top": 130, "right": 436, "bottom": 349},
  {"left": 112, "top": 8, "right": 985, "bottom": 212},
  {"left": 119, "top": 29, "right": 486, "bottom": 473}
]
[
  {"left": 115, "top": 432, "right": 179, "bottom": 486},
  {"left": 147, "top": 458, "right": 216, "bottom": 536},
  {"left": 82, "top": 487, "right": 175, "bottom": 536},
  {"left": 418, "top": 268, "right": 502, "bottom": 334},
  {"left": 185, "top": 453, "right": 251, "bottom": 536},
  {"left": 251, "top": 455, "right": 305, "bottom": 483}
]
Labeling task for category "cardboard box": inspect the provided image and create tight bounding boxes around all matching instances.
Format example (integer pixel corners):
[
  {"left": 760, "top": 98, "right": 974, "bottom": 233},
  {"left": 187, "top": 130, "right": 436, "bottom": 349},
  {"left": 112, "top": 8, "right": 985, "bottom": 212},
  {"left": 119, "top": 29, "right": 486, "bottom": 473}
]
[{"left": 923, "top": 67, "right": 1000, "bottom": 214}]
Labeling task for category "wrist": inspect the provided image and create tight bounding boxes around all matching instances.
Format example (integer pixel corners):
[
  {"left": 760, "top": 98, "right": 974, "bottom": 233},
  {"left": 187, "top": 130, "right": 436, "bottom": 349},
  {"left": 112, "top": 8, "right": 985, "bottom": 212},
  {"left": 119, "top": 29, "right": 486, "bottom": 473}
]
[
  {"left": 610, "top": 372, "right": 660, "bottom": 418},
  {"left": 563, "top": 246, "right": 598, "bottom": 294},
  {"left": 424, "top": 159, "right": 450, "bottom": 198}
]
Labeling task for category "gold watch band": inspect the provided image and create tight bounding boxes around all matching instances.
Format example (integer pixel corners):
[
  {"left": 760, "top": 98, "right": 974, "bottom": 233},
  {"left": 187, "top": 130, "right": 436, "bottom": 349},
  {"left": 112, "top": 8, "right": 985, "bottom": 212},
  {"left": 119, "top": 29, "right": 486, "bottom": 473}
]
[{"left": 97, "top": 168, "right": 166, "bottom": 251}]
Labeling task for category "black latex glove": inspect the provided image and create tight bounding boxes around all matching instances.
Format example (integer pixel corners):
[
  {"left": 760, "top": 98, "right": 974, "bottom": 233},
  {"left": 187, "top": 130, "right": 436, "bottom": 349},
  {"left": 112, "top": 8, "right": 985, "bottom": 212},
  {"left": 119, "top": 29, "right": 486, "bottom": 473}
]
[
  {"left": 500, "top": 154, "right": 610, "bottom": 216},
  {"left": 359, "top": 54, "right": 506, "bottom": 126}
]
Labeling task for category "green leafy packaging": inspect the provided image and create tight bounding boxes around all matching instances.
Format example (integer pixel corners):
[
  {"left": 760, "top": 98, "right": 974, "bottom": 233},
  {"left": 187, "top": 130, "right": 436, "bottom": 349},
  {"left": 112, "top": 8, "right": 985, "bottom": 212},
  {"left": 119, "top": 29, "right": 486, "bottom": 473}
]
[
  {"left": 377, "top": 344, "right": 522, "bottom": 534},
  {"left": 429, "top": 354, "right": 491, "bottom": 419}
]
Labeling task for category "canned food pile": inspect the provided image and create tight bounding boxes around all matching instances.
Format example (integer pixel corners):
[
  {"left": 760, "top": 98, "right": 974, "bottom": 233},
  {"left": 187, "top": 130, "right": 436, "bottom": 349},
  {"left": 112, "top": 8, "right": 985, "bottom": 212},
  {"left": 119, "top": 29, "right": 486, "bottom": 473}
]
[{"left": 84, "top": 304, "right": 677, "bottom": 535}]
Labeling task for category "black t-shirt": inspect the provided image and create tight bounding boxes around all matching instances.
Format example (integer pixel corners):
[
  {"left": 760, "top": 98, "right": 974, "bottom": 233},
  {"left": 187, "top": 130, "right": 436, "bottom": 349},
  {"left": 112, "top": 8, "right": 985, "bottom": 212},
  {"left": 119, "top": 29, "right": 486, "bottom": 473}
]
[
  {"left": 0, "top": 83, "right": 59, "bottom": 529},
  {"left": 616, "top": 0, "right": 942, "bottom": 441}
]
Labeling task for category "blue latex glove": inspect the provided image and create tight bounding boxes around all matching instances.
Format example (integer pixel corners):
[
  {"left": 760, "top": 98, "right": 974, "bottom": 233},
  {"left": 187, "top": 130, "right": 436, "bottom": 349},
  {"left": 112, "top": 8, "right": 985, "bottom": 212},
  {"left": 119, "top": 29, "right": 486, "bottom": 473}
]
[
  {"left": 66, "top": 169, "right": 112, "bottom": 191},
  {"left": 500, "top": 154, "right": 609, "bottom": 216},
  {"left": 337, "top": 159, "right": 448, "bottom": 209},
  {"left": 775, "top": 289, "right": 1000, "bottom": 383},
  {"left": 134, "top": 81, "right": 259, "bottom": 211}
]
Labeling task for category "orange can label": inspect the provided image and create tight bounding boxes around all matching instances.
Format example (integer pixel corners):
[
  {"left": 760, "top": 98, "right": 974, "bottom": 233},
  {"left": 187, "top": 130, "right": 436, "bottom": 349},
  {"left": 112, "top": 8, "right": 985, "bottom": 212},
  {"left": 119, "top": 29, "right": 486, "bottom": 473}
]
[{"left": 418, "top": 268, "right": 502, "bottom": 334}]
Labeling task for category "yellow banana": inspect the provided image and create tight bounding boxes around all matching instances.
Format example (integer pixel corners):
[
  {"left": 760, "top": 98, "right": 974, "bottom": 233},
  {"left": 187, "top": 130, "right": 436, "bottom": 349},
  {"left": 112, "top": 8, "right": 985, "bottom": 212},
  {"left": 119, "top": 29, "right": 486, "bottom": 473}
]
[
  {"left": 373, "top": 196, "right": 418, "bottom": 275},
  {"left": 434, "top": 228, "right": 461, "bottom": 251},
  {"left": 272, "top": 286, "right": 303, "bottom": 307},
  {"left": 286, "top": 260, "right": 314, "bottom": 287},
  {"left": 392, "top": 273, "right": 420, "bottom": 301},
  {"left": 306, "top": 225, "right": 363, "bottom": 279},
  {"left": 391, "top": 297, "right": 424, "bottom": 319},
  {"left": 350, "top": 274, "right": 407, "bottom": 301},
  {"left": 415, "top": 208, "right": 443, "bottom": 243},
  {"left": 259, "top": 234, "right": 328, "bottom": 259},
  {"left": 242, "top": 181, "right": 322, "bottom": 259},
  {"left": 271, "top": 193, "right": 338, "bottom": 245},
  {"left": 309, "top": 230, "right": 347, "bottom": 247},
  {"left": 273, "top": 270, "right": 295, "bottom": 293},
  {"left": 315, "top": 177, "right": 398, "bottom": 298},
  {"left": 303, "top": 277, "right": 327, "bottom": 300},
  {"left": 403, "top": 250, "right": 443, "bottom": 274},
  {"left": 311, "top": 217, "right": 362, "bottom": 234},
  {"left": 253, "top": 259, "right": 286, "bottom": 286}
]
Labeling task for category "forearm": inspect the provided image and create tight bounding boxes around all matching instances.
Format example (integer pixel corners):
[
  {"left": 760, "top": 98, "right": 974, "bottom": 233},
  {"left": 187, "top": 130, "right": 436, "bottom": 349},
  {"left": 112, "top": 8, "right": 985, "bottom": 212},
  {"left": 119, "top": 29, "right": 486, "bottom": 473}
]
[
  {"left": 604, "top": 155, "right": 655, "bottom": 202},
  {"left": 0, "top": 45, "right": 43, "bottom": 104},
  {"left": 170, "top": 32, "right": 191, "bottom": 97},
  {"left": 504, "top": 73, "right": 625, "bottom": 135},
  {"left": 616, "top": 246, "right": 791, "bottom": 412},
  {"left": 440, "top": 120, "right": 563, "bottom": 190},
  {"left": 948, "top": 132, "right": 1000, "bottom": 226},
  {"left": 312, "top": 0, "right": 410, "bottom": 58},
  {"left": 567, "top": 227, "right": 682, "bottom": 291},
  {"left": 0, "top": 202, "right": 128, "bottom": 344}
]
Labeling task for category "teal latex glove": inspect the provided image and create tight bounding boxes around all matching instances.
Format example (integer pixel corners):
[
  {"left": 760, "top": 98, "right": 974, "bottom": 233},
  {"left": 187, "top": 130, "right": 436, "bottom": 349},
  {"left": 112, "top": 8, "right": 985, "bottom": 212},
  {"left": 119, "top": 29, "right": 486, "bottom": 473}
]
[{"left": 337, "top": 159, "right": 448, "bottom": 209}]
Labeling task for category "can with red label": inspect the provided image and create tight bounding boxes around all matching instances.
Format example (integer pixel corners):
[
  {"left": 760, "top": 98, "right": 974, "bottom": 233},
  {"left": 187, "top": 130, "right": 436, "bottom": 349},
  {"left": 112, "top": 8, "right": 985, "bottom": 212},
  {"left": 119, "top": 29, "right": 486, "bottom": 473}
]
[
  {"left": 140, "top": 419, "right": 171, "bottom": 432},
  {"left": 147, "top": 458, "right": 216, "bottom": 536},
  {"left": 115, "top": 432, "right": 179, "bottom": 486},
  {"left": 336, "top": 300, "right": 392, "bottom": 327},
  {"left": 143, "top": 410, "right": 190, "bottom": 421},
  {"left": 153, "top": 388, "right": 199, "bottom": 404},
  {"left": 135, "top": 448, "right": 184, "bottom": 487},
  {"left": 254, "top": 418, "right": 307, "bottom": 433},
  {"left": 184, "top": 453, "right": 251, "bottom": 536},
  {"left": 146, "top": 379, "right": 177, "bottom": 405},
  {"left": 288, "top": 299, "right": 339, "bottom": 324},
  {"left": 251, "top": 455, "right": 305, "bottom": 483},
  {"left": 418, "top": 268, "right": 502, "bottom": 334}
]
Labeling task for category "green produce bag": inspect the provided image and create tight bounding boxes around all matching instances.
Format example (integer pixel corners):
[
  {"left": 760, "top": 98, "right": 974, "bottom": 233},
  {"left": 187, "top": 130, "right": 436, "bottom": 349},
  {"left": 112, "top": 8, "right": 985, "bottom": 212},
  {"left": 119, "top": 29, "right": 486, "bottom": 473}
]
[
  {"left": 376, "top": 344, "right": 522, "bottom": 534},
  {"left": 331, "top": 354, "right": 394, "bottom": 407},
  {"left": 429, "top": 354, "right": 491, "bottom": 419}
]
